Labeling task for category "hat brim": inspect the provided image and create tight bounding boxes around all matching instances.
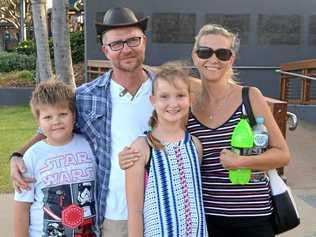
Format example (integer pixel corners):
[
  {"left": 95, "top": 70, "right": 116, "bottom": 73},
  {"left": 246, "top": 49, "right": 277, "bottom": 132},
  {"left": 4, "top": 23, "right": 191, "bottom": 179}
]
[{"left": 95, "top": 17, "right": 148, "bottom": 37}]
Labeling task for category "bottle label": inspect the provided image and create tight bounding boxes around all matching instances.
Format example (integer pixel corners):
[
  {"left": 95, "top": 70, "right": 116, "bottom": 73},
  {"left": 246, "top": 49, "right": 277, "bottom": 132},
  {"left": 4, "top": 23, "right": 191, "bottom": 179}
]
[
  {"left": 254, "top": 134, "right": 268, "bottom": 147},
  {"left": 252, "top": 147, "right": 265, "bottom": 155},
  {"left": 231, "top": 147, "right": 240, "bottom": 155}
]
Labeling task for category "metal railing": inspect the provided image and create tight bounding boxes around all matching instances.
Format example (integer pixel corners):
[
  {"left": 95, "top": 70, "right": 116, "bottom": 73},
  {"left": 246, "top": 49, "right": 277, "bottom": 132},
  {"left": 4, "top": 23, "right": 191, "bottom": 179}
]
[{"left": 276, "top": 69, "right": 316, "bottom": 81}]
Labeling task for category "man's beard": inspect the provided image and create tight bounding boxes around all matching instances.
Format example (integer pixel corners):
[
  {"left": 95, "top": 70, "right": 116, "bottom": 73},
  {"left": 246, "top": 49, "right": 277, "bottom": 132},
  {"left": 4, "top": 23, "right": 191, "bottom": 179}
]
[{"left": 114, "top": 55, "right": 144, "bottom": 72}]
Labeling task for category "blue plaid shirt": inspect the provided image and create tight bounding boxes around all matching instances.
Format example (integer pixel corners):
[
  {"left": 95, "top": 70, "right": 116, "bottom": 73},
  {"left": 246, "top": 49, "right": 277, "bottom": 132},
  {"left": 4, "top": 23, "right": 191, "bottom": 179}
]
[{"left": 75, "top": 69, "right": 155, "bottom": 228}]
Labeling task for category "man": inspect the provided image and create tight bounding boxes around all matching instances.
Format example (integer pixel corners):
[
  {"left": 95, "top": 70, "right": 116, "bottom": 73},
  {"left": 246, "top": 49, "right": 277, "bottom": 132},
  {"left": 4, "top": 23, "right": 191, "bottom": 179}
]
[{"left": 10, "top": 7, "right": 155, "bottom": 237}]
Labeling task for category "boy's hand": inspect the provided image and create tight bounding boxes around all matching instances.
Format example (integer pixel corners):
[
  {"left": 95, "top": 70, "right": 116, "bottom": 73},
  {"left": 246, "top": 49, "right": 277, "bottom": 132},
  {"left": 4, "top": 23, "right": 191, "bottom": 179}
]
[
  {"left": 119, "top": 146, "right": 140, "bottom": 170},
  {"left": 10, "top": 156, "right": 35, "bottom": 192}
]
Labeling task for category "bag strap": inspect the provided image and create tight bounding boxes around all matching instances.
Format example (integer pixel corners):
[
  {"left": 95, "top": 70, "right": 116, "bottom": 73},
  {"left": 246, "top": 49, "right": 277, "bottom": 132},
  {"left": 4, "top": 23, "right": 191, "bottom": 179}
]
[{"left": 242, "top": 86, "right": 256, "bottom": 127}]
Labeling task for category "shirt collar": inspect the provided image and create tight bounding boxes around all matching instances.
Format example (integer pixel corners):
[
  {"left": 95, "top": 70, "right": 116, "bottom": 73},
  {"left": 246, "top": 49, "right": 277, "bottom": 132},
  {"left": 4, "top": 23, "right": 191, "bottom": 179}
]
[{"left": 95, "top": 67, "right": 155, "bottom": 88}]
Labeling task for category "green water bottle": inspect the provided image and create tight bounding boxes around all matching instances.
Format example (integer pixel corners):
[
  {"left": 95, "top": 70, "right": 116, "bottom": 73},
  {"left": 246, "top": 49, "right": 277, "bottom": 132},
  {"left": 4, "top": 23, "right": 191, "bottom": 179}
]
[{"left": 229, "top": 116, "right": 254, "bottom": 184}]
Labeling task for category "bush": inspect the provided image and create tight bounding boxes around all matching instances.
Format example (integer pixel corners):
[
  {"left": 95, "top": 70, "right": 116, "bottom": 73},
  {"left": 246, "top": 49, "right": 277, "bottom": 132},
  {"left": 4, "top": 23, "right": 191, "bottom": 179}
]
[
  {"left": 15, "top": 31, "right": 84, "bottom": 64},
  {"left": 15, "top": 40, "right": 36, "bottom": 56},
  {"left": 70, "top": 31, "right": 84, "bottom": 64},
  {"left": 0, "top": 52, "right": 36, "bottom": 73},
  {"left": 0, "top": 70, "right": 35, "bottom": 87}
]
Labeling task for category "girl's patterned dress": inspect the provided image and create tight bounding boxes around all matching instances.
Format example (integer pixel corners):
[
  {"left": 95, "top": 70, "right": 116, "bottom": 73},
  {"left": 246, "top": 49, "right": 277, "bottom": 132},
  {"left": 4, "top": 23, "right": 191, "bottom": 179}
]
[{"left": 143, "top": 132, "right": 208, "bottom": 237}]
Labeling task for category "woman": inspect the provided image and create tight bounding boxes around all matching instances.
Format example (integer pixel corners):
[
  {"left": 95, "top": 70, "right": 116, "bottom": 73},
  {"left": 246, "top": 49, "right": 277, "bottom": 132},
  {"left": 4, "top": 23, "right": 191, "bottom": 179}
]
[{"left": 187, "top": 24, "right": 290, "bottom": 236}]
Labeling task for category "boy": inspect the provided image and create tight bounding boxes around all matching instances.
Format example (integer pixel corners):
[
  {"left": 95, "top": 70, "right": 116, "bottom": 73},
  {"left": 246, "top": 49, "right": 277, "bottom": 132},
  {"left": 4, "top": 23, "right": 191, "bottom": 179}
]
[{"left": 13, "top": 79, "right": 98, "bottom": 237}]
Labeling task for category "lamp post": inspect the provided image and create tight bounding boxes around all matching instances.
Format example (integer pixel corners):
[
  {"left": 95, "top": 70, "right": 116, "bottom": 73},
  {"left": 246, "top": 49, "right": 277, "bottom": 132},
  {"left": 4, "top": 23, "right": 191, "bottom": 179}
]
[{"left": 4, "top": 30, "right": 11, "bottom": 51}]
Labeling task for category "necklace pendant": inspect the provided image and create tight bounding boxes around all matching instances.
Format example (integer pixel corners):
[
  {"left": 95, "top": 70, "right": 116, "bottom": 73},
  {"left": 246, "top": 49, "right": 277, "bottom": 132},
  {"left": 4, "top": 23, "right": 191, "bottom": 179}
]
[{"left": 209, "top": 115, "right": 213, "bottom": 120}]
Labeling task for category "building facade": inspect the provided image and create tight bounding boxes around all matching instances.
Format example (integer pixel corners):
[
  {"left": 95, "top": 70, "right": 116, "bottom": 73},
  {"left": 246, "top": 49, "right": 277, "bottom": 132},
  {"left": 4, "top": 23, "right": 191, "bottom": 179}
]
[{"left": 84, "top": 0, "right": 316, "bottom": 98}]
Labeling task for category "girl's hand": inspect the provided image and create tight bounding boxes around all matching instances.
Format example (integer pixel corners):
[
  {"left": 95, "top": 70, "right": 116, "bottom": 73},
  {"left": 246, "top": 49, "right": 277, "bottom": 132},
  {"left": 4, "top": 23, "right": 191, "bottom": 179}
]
[
  {"left": 219, "top": 149, "right": 241, "bottom": 169},
  {"left": 119, "top": 146, "right": 141, "bottom": 170}
]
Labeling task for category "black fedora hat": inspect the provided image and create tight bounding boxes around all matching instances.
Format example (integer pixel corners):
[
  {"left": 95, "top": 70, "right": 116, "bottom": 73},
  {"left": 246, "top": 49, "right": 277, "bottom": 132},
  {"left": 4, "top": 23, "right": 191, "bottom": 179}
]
[{"left": 95, "top": 7, "right": 149, "bottom": 37}]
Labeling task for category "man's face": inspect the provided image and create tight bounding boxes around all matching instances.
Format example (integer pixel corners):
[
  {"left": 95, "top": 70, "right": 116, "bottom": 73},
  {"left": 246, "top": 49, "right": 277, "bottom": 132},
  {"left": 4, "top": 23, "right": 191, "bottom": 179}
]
[{"left": 101, "top": 26, "right": 147, "bottom": 72}]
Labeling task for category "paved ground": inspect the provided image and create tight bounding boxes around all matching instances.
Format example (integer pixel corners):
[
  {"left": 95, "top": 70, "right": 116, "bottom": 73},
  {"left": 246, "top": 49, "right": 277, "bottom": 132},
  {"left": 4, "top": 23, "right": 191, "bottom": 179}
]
[
  {"left": 1, "top": 120, "right": 316, "bottom": 236},
  {"left": 278, "top": 120, "right": 316, "bottom": 237}
]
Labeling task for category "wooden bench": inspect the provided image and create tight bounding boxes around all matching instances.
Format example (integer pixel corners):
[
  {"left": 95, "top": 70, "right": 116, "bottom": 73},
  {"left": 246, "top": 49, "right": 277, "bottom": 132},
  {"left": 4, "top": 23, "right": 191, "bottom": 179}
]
[
  {"left": 280, "top": 59, "right": 316, "bottom": 105},
  {"left": 266, "top": 97, "right": 288, "bottom": 177}
]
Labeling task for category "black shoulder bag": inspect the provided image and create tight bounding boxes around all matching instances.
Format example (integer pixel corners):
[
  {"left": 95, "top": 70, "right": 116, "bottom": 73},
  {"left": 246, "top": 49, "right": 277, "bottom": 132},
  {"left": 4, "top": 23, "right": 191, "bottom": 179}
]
[{"left": 242, "top": 86, "right": 300, "bottom": 234}]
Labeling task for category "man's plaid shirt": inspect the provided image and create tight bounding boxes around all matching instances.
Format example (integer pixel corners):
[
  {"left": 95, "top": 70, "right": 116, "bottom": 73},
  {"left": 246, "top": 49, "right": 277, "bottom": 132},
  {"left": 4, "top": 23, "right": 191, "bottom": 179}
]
[{"left": 75, "top": 69, "right": 155, "bottom": 228}]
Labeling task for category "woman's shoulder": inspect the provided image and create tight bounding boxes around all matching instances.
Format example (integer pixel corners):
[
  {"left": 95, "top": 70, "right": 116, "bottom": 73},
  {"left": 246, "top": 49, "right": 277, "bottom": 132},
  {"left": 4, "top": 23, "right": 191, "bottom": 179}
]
[
  {"left": 246, "top": 86, "right": 266, "bottom": 104},
  {"left": 234, "top": 85, "right": 265, "bottom": 102}
]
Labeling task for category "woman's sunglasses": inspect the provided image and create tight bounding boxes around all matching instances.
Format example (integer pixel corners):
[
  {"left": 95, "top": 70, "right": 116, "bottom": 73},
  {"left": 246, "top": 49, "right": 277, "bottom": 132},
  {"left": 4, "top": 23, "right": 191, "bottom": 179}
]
[{"left": 195, "top": 47, "right": 233, "bottom": 61}]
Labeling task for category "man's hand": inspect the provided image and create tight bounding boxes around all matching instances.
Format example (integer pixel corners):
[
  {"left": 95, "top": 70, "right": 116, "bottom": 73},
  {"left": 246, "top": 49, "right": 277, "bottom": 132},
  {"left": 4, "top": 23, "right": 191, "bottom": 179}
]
[
  {"left": 118, "top": 146, "right": 140, "bottom": 170},
  {"left": 10, "top": 156, "right": 35, "bottom": 192}
]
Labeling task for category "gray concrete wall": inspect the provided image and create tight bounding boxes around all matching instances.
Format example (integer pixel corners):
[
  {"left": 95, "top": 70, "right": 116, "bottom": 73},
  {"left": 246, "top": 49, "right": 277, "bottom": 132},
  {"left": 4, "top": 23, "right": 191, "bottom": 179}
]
[
  {"left": 0, "top": 88, "right": 33, "bottom": 106},
  {"left": 85, "top": 0, "right": 316, "bottom": 98}
]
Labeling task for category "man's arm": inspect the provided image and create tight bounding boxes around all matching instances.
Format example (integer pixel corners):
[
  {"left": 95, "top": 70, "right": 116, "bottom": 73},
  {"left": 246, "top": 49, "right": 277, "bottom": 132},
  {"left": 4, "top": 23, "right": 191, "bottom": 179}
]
[
  {"left": 189, "top": 76, "right": 201, "bottom": 104},
  {"left": 10, "top": 133, "right": 45, "bottom": 191},
  {"left": 13, "top": 133, "right": 46, "bottom": 155},
  {"left": 13, "top": 201, "right": 31, "bottom": 237}
]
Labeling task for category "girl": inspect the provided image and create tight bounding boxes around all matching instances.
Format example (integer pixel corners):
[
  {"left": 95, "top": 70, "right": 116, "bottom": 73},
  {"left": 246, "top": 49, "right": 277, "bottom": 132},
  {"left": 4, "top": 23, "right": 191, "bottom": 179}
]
[{"left": 125, "top": 64, "right": 208, "bottom": 237}]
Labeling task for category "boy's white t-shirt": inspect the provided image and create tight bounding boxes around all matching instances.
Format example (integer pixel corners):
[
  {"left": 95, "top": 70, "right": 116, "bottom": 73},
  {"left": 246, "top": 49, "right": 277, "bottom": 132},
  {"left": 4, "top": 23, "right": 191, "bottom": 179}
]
[{"left": 14, "top": 134, "right": 98, "bottom": 237}]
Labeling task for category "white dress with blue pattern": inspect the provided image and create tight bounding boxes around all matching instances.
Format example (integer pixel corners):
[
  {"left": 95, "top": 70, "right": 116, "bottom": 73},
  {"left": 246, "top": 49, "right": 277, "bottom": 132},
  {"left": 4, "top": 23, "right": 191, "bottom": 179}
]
[{"left": 143, "top": 132, "right": 208, "bottom": 236}]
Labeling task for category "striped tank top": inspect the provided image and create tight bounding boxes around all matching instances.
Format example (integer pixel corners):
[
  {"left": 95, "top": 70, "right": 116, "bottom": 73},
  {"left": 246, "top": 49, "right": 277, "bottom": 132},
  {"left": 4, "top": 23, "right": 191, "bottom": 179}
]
[
  {"left": 143, "top": 132, "right": 208, "bottom": 236},
  {"left": 187, "top": 104, "right": 273, "bottom": 217}
]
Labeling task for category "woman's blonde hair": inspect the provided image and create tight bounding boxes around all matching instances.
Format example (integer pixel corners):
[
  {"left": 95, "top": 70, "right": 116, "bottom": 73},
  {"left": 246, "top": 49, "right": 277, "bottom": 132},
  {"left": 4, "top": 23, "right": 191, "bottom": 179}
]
[
  {"left": 193, "top": 24, "right": 240, "bottom": 81},
  {"left": 30, "top": 79, "right": 75, "bottom": 119},
  {"left": 193, "top": 24, "right": 240, "bottom": 54},
  {"left": 147, "top": 62, "right": 190, "bottom": 150}
]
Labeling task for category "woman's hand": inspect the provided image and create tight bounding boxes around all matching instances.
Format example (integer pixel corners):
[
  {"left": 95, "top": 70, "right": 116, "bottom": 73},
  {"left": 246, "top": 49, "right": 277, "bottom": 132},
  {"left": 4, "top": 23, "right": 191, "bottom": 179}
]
[
  {"left": 219, "top": 149, "right": 242, "bottom": 169},
  {"left": 119, "top": 146, "right": 141, "bottom": 170}
]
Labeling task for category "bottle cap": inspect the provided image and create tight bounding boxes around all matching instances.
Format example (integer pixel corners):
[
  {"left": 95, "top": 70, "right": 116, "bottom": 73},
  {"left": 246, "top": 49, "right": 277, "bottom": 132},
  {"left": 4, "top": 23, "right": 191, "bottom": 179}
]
[{"left": 255, "top": 117, "right": 264, "bottom": 124}]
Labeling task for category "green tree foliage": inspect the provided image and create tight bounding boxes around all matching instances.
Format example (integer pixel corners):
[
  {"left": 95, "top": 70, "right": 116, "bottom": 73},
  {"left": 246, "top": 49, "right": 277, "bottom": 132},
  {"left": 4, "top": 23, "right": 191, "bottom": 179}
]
[
  {"left": 15, "top": 31, "right": 84, "bottom": 64},
  {"left": 70, "top": 31, "right": 84, "bottom": 64},
  {"left": 15, "top": 40, "right": 36, "bottom": 55}
]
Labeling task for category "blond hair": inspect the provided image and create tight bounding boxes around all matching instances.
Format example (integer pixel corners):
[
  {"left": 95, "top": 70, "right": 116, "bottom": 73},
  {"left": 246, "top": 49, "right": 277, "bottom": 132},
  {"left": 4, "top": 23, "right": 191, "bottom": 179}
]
[
  {"left": 193, "top": 24, "right": 240, "bottom": 81},
  {"left": 30, "top": 79, "right": 75, "bottom": 119},
  {"left": 194, "top": 24, "right": 240, "bottom": 53},
  {"left": 147, "top": 62, "right": 190, "bottom": 150}
]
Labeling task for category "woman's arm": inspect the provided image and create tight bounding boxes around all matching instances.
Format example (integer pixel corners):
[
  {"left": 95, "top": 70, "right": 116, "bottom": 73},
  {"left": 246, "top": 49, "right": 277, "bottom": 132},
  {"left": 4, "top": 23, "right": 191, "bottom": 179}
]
[
  {"left": 126, "top": 137, "right": 149, "bottom": 237},
  {"left": 13, "top": 201, "right": 31, "bottom": 237},
  {"left": 220, "top": 87, "right": 290, "bottom": 170}
]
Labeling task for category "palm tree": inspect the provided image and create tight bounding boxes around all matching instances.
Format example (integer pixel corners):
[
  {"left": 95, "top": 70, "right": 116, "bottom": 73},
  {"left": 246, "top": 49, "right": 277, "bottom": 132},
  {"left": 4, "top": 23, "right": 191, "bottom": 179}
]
[
  {"left": 51, "top": 0, "right": 75, "bottom": 87},
  {"left": 0, "top": 0, "right": 32, "bottom": 41},
  {"left": 31, "top": 0, "right": 53, "bottom": 81}
]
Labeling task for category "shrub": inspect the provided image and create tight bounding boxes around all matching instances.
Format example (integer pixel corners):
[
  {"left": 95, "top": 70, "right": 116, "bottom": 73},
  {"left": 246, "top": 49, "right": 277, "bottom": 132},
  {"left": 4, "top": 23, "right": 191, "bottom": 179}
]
[
  {"left": 0, "top": 52, "right": 36, "bottom": 73},
  {"left": 15, "top": 40, "right": 36, "bottom": 56},
  {"left": 70, "top": 31, "right": 84, "bottom": 64},
  {"left": 0, "top": 70, "right": 35, "bottom": 87},
  {"left": 15, "top": 31, "right": 84, "bottom": 64}
]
